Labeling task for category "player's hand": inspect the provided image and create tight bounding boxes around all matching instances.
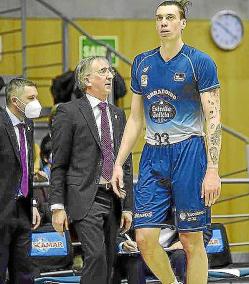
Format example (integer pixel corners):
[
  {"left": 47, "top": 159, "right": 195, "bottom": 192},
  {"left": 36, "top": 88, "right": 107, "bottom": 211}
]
[
  {"left": 123, "top": 240, "right": 138, "bottom": 253},
  {"left": 120, "top": 211, "right": 132, "bottom": 234},
  {"left": 32, "top": 207, "right": 41, "bottom": 230},
  {"left": 52, "top": 209, "right": 69, "bottom": 234},
  {"left": 33, "top": 170, "right": 49, "bottom": 182},
  {"left": 167, "top": 241, "right": 183, "bottom": 250},
  {"left": 201, "top": 168, "right": 221, "bottom": 207},
  {"left": 111, "top": 165, "right": 126, "bottom": 199}
]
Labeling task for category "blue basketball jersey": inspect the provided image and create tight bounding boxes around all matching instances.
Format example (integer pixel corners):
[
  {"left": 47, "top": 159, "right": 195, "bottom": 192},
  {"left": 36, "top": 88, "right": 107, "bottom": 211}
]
[{"left": 131, "top": 44, "right": 220, "bottom": 144}]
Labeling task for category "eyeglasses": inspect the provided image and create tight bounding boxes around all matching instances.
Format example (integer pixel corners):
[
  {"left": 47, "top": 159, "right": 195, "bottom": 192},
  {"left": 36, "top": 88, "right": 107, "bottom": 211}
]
[{"left": 94, "top": 67, "right": 116, "bottom": 77}]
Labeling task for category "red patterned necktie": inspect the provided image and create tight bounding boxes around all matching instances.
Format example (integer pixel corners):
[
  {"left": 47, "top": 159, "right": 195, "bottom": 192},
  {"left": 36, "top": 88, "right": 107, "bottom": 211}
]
[
  {"left": 98, "top": 102, "right": 113, "bottom": 181},
  {"left": 17, "top": 123, "right": 29, "bottom": 197}
]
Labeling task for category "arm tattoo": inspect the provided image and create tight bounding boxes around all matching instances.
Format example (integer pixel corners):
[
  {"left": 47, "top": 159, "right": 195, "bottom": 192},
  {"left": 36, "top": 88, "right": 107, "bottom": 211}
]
[
  {"left": 210, "top": 123, "right": 215, "bottom": 130},
  {"left": 209, "top": 146, "right": 219, "bottom": 165},
  {"left": 202, "top": 88, "right": 221, "bottom": 167},
  {"left": 210, "top": 124, "right": 222, "bottom": 146},
  {"left": 207, "top": 93, "right": 219, "bottom": 119}
]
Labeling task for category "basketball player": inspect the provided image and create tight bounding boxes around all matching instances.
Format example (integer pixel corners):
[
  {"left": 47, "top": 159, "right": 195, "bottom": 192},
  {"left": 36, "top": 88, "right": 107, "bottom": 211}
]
[{"left": 112, "top": 1, "right": 221, "bottom": 283}]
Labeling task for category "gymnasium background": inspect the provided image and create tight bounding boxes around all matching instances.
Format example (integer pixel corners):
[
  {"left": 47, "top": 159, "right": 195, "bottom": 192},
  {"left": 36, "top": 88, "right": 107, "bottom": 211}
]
[{"left": 0, "top": 0, "right": 249, "bottom": 256}]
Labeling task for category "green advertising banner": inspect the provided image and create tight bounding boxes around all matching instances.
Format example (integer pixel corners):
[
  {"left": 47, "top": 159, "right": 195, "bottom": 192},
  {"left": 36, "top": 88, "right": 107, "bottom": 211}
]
[{"left": 79, "top": 36, "right": 118, "bottom": 67}]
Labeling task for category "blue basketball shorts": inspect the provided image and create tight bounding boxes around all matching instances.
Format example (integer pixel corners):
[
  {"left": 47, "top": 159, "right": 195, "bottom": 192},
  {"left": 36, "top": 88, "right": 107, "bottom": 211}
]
[{"left": 134, "top": 136, "right": 211, "bottom": 232}]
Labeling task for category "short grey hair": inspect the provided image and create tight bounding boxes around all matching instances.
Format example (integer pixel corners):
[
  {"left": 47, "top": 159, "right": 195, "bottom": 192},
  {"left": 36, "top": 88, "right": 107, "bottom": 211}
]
[
  {"left": 74, "top": 56, "right": 108, "bottom": 92},
  {"left": 5, "top": 78, "right": 37, "bottom": 106}
]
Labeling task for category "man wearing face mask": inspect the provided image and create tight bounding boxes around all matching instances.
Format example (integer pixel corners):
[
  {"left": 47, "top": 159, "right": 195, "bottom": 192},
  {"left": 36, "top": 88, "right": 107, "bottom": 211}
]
[{"left": 0, "top": 78, "right": 42, "bottom": 284}]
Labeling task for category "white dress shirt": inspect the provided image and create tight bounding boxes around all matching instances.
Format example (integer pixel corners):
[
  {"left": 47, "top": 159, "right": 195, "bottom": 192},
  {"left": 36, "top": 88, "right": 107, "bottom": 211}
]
[{"left": 86, "top": 94, "right": 114, "bottom": 144}]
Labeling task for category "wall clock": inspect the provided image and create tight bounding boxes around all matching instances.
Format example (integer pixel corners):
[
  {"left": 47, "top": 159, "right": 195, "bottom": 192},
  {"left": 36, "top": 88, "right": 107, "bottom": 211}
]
[{"left": 211, "top": 10, "right": 244, "bottom": 50}]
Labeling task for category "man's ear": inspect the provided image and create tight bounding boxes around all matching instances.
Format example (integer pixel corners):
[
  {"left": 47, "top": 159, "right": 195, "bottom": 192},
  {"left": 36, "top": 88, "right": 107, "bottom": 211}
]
[
  {"left": 11, "top": 96, "right": 18, "bottom": 105},
  {"left": 84, "top": 76, "right": 91, "bottom": 87},
  {"left": 181, "top": 19, "right": 187, "bottom": 30}
]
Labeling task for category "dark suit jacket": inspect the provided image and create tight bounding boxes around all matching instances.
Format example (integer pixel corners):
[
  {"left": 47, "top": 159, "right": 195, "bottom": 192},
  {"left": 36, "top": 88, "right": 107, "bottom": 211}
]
[
  {"left": 0, "top": 107, "right": 34, "bottom": 225},
  {"left": 50, "top": 95, "right": 133, "bottom": 221}
]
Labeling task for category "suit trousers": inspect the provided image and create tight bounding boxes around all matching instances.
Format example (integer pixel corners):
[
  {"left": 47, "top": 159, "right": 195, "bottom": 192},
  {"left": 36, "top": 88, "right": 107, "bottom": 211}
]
[
  {"left": 168, "top": 250, "right": 186, "bottom": 283},
  {"left": 112, "top": 254, "right": 146, "bottom": 284},
  {"left": 73, "top": 188, "right": 121, "bottom": 284},
  {"left": 0, "top": 198, "right": 38, "bottom": 284}
]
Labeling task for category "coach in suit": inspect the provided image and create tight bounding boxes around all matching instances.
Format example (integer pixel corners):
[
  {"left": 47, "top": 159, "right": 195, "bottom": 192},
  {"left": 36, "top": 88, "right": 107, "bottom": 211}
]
[
  {"left": 0, "top": 78, "right": 41, "bottom": 284},
  {"left": 50, "top": 56, "right": 133, "bottom": 284}
]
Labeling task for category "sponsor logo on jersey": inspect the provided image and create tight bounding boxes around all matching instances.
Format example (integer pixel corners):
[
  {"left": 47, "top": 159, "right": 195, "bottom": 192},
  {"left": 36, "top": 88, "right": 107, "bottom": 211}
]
[
  {"left": 146, "top": 89, "right": 177, "bottom": 100},
  {"left": 134, "top": 211, "right": 153, "bottom": 218},
  {"left": 178, "top": 210, "right": 206, "bottom": 222},
  {"left": 174, "top": 72, "right": 186, "bottom": 82},
  {"left": 149, "top": 100, "right": 176, "bottom": 124},
  {"left": 141, "top": 75, "right": 148, "bottom": 87},
  {"left": 179, "top": 212, "right": 187, "bottom": 221},
  {"left": 142, "top": 66, "right": 149, "bottom": 73}
]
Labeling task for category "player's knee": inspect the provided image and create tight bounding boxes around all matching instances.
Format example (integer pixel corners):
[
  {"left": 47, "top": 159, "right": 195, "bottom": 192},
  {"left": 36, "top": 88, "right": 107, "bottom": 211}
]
[
  {"left": 136, "top": 231, "right": 148, "bottom": 249},
  {"left": 136, "top": 231, "right": 157, "bottom": 253},
  {"left": 180, "top": 232, "right": 204, "bottom": 255}
]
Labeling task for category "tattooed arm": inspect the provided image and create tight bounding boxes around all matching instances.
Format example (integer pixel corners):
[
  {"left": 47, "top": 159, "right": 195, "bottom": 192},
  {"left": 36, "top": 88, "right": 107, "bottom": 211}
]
[{"left": 201, "top": 88, "right": 221, "bottom": 206}]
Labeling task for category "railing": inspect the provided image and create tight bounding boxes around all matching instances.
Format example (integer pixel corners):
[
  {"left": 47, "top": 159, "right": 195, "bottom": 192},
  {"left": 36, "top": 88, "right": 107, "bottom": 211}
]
[
  {"left": 2, "top": 0, "right": 249, "bottom": 249},
  {"left": 20, "top": 0, "right": 132, "bottom": 102},
  {"left": 2, "top": 1, "right": 249, "bottom": 167},
  {"left": 0, "top": 0, "right": 132, "bottom": 102},
  {"left": 222, "top": 124, "right": 249, "bottom": 177},
  {"left": 34, "top": 0, "right": 132, "bottom": 68},
  {"left": 34, "top": 178, "right": 249, "bottom": 248}
]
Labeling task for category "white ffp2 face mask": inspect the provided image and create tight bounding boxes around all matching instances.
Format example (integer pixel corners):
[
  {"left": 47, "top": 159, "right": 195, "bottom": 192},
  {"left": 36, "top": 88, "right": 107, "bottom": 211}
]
[
  {"left": 14, "top": 97, "right": 42, "bottom": 119},
  {"left": 24, "top": 100, "right": 42, "bottom": 118}
]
